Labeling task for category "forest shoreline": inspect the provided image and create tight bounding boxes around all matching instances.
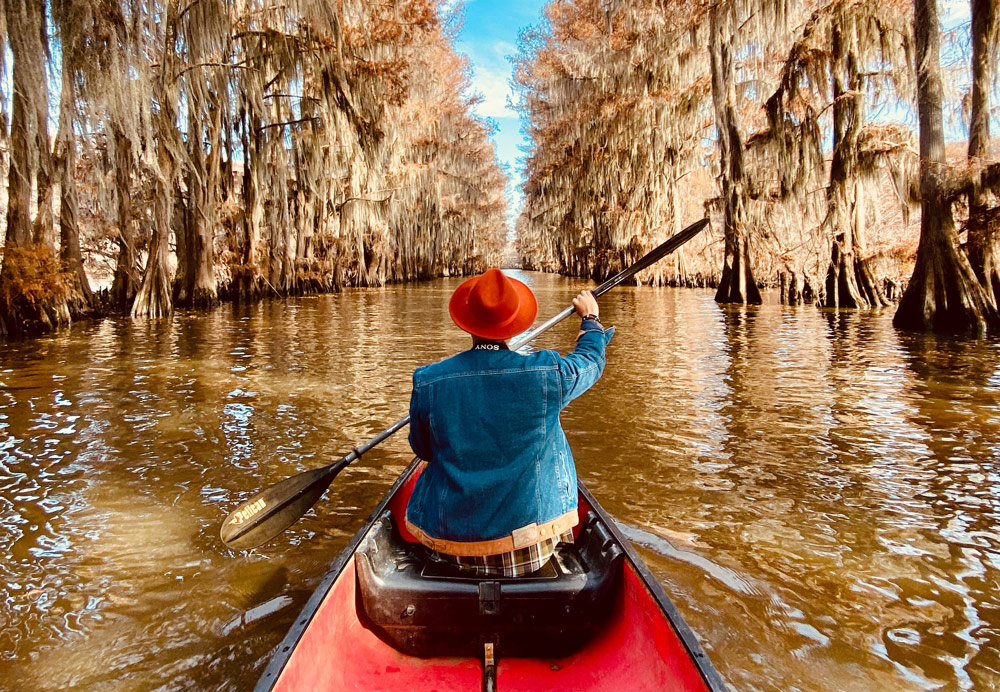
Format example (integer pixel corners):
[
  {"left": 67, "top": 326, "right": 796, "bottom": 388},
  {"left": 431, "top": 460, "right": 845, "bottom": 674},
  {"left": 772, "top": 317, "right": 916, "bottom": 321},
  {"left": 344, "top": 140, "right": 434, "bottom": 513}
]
[{"left": 0, "top": 261, "right": 915, "bottom": 347}]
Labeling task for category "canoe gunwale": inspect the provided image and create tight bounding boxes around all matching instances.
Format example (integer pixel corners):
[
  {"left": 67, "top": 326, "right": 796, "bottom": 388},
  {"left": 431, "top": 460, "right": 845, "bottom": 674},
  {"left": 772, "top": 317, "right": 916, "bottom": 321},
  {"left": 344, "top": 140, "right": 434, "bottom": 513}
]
[
  {"left": 252, "top": 458, "right": 729, "bottom": 692},
  {"left": 578, "top": 482, "right": 729, "bottom": 692}
]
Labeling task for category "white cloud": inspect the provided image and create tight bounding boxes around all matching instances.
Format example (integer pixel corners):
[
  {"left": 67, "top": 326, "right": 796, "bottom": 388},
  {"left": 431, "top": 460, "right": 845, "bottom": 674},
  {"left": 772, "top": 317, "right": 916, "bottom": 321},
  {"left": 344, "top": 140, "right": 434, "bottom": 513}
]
[
  {"left": 469, "top": 66, "right": 516, "bottom": 119},
  {"left": 492, "top": 41, "right": 516, "bottom": 59},
  {"left": 456, "top": 40, "right": 518, "bottom": 120}
]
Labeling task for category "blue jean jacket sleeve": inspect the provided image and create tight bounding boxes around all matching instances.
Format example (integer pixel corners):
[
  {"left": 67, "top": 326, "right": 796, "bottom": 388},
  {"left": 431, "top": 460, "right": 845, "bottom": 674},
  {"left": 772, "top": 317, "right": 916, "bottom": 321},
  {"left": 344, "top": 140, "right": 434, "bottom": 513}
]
[
  {"left": 557, "top": 325, "right": 615, "bottom": 407},
  {"left": 408, "top": 378, "right": 433, "bottom": 461}
]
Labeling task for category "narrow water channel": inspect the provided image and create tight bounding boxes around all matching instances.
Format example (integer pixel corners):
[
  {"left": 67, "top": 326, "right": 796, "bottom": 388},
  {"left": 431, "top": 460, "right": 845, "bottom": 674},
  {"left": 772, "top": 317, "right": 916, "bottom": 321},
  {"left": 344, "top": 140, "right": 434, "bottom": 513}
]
[{"left": 1, "top": 273, "right": 999, "bottom": 691}]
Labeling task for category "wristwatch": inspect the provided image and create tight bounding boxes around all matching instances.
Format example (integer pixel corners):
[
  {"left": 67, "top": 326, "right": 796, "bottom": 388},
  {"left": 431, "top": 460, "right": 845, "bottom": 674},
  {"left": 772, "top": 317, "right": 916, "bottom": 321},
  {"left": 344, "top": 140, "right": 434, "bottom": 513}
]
[{"left": 581, "top": 314, "right": 601, "bottom": 324}]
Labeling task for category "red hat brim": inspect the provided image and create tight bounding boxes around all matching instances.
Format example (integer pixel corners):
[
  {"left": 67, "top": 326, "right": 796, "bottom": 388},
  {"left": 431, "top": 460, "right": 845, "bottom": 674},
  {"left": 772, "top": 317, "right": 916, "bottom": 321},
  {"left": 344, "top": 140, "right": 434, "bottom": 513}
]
[{"left": 449, "top": 273, "right": 538, "bottom": 340}]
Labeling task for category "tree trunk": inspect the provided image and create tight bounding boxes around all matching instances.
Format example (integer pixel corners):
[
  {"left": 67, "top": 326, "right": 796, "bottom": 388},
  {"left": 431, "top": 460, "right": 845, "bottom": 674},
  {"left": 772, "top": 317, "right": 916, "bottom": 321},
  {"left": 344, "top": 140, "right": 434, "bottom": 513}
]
[
  {"left": 132, "top": 0, "right": 178, "bottom": 319},
  {"left": 668, "top": 175, "right": 687, "bottom": 286},
  {"left": 0, "top": 107, "right": 7, "bottom": 247},
  {"left": 31, "top": 7, "right": 55, "bottom": 251},
  {"left": 966, "top": 0, "right": 999, "bottom": 306},
  {"left": 132, "top": 175, "right": 174, "bottom": 318},
  {"left": 0, "top": 0, "right": 70, "bottom": 336},
  {"left": 175, "top": 92, "right": 219, "bottom": 308},
  {"left": 58, "top": 144, "right": 91, "bottom": 314},
  {"left": 55, "top": 51, "right": 92, "bottom": 315},
  {"left": 200, "top": 79, "right": 223, "bottom": 305},
  {"left": 781, "top": 270, "right": 805, "bottom": 305},
  {"left": 894, "top": 0, "right": 999, "bottom": 333},
  {"left": 234, "top": 108, "right": 263, "bottom": 303},
  {"left": 110, "top": 125, "right": 139, "bottom": 311},
  {"left": 824, "top": 22, "right": 889, "bottom": 309},
  {"left": 4, "top": 0, "right": 36, "bottom": 251},
  {"left": 264, "top": 96, "right": 292, "bottom": 293},
  {"left": 173, "top": 3, "right": 220, "bottom": 311},
  {"left": 709, "top": 2, "right": 762, "bottom": 305}
]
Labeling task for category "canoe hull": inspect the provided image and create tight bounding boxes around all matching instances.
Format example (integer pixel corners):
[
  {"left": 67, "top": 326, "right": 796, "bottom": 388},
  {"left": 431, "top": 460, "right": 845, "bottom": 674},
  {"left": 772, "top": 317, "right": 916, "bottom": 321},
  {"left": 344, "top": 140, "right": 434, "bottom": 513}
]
[{"left": 254, "top": 460, "right": 727, "bottom": 692}]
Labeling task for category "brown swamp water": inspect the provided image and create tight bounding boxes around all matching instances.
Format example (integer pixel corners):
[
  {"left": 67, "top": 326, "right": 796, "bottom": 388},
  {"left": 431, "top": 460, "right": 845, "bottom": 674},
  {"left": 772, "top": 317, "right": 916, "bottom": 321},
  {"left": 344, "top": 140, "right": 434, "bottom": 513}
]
[{"left": 1, "top": 271, "right": 999, "bottom": 692}]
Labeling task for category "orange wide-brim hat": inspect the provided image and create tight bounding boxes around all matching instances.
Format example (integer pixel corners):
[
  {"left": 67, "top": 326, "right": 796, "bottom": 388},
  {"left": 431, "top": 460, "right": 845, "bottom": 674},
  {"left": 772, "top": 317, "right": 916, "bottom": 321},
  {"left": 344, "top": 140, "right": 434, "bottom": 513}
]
[{"left": 449, "top": 268, "right": 538, "bottom": 340}]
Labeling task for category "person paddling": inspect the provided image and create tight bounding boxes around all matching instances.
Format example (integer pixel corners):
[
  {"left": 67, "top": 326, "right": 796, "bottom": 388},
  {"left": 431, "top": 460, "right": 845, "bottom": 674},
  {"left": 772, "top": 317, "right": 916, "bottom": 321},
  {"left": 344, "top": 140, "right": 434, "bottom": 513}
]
[{"left": 405, "top": 268, "right": 614, "bottom": 577}]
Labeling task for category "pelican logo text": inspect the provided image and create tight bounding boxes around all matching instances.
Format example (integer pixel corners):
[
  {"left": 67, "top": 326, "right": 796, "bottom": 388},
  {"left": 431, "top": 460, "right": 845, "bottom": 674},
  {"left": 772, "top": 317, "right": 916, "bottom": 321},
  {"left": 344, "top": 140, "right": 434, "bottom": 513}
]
[{"left": 230, "top": 498, "right": 266, "bottom": 525}]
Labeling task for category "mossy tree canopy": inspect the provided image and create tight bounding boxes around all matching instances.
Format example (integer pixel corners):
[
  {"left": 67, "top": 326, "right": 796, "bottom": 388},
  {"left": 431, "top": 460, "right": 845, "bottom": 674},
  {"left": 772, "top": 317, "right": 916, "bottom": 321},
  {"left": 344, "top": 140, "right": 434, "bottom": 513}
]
[{"left": 0, "top": 0, "right": 508, "bottom": 334}]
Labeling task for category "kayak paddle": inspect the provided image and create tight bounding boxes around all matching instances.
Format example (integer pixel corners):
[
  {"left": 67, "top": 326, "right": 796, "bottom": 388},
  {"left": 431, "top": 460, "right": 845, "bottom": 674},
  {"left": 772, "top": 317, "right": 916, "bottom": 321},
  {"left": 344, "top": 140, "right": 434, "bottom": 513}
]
[{"left": 220, "top": 217, "right": 709, "bottom": 550}]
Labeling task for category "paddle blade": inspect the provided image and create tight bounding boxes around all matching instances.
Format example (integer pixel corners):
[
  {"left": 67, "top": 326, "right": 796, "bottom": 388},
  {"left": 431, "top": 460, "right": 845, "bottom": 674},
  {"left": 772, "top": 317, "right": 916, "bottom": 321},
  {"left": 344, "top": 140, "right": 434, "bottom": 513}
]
[{"left": 221, "top": 463, "right": 341, "bottom": 551}]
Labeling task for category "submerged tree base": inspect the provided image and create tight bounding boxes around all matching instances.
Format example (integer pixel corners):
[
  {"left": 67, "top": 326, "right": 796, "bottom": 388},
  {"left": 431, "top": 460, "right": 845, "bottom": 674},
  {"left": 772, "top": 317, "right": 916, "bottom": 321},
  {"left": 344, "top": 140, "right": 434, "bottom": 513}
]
[
  {"left": 893, "top": 224, "right": 1000, "bottom": 334},
  {"left": 779, "top": 271, "right": 818, "bottom": 305},
  {"left": 131, "top": 250, "right": 173, "bottom": 320},
  {"left": 715, "top": 243, "right": 763, "bottom": 305},
  {"left": 0, "top": 246, "right": 72, "bottom": 337},
  {"left": 823, "top": 242, "right": 890, "bottom": 309},
  {"left": 968, "top": 207, "right": 1000, "bottom": 309},
  {"left": 173, "top": 286, "right": 219, "bottom": 311}
]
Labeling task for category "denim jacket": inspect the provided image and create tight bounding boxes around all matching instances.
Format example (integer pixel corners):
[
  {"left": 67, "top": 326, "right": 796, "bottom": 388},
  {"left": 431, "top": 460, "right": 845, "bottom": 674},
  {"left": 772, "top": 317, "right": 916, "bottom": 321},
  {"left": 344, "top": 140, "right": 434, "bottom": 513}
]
[{"left": 405, "top": 321, "right": 614, "bottom": 550}]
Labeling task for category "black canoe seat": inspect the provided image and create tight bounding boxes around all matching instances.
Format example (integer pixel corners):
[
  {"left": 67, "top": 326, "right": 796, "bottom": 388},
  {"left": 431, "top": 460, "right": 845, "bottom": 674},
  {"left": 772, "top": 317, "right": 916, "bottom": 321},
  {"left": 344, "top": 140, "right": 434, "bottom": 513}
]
[{"left": 355, "top": 511, "right": 624, "bottom": 658}]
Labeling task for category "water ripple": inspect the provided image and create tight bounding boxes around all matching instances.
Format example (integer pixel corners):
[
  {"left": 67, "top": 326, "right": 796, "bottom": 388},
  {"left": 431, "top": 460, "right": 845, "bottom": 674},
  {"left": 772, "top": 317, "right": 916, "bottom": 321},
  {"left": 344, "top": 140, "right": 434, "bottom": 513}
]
[{"left": 0, "top": 282, "right": 998, "bottom": 691}]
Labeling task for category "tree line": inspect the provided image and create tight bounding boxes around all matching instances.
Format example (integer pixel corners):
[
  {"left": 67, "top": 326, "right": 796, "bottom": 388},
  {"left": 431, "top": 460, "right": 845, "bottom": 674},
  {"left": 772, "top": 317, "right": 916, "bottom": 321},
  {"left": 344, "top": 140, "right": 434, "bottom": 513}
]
[
  {"left": 0, "top": 0, "right": 508, "bottom": 337},
  {"left": 515, "top": 0, "right": 1000, "bottom": 334}
]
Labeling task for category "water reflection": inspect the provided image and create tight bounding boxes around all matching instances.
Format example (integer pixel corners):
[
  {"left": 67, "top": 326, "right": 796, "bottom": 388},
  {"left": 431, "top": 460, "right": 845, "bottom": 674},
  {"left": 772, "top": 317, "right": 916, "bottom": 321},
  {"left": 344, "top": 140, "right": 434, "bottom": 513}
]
[{"left": 0, "top": 277, "right": 998, "bottom": 691}]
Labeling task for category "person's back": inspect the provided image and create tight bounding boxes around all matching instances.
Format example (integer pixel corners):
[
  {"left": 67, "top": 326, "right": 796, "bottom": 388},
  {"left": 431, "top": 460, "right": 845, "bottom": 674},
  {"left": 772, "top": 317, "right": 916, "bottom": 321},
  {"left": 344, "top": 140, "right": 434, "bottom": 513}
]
[{"left": 405, "top": 269, "right": 613, "bottom": 576}]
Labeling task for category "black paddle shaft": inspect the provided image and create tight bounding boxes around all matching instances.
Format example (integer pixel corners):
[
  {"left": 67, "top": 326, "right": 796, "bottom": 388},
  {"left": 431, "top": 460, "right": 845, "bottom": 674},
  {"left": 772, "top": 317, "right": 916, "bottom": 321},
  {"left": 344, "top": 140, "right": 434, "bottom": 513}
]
[{"left": 220, "top": 218, "right": 709, "bottom": 549}]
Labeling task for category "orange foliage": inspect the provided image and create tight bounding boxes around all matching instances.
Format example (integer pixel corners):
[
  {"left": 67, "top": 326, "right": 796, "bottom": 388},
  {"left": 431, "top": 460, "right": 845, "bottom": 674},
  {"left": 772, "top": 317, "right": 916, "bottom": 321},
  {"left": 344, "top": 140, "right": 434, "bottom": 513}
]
[{"left": 0, "top": 246, "right": 73, "bottom": 308}]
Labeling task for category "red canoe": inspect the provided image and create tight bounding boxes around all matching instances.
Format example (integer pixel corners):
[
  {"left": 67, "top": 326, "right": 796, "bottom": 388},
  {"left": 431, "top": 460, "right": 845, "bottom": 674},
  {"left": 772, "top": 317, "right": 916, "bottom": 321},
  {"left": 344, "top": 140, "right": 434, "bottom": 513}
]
[{"left": 254, "top": 460, "right": 727, "bottom": 691}]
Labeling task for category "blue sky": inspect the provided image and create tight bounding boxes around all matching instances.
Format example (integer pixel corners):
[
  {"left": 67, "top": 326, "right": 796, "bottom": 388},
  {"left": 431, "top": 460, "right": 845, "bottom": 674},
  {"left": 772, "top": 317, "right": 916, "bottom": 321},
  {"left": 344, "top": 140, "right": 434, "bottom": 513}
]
[{"left": 449, "top": 0, "right": 548, "bottom": 224}]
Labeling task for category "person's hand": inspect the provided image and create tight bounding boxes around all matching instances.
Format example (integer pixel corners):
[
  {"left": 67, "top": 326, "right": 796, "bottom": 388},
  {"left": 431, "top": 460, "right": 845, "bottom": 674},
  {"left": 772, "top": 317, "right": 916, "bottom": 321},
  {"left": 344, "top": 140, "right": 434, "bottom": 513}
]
[{"left": 573, "top": 290, "right": 599, "bottom": 319}]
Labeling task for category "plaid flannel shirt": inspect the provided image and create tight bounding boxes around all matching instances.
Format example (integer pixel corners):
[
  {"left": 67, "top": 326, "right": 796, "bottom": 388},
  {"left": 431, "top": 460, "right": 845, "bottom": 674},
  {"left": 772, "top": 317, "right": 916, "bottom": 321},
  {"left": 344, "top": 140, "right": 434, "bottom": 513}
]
[{"left": 429, "top": 530, "right": 575, "bottom": 578}]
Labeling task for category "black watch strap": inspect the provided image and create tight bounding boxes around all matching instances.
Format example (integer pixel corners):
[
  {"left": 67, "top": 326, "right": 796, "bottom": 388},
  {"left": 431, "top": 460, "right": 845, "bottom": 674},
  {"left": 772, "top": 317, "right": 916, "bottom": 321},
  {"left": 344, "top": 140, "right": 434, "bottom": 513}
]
[{"left": 582, "top": 314, "right": 601, "bottom": 324}]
